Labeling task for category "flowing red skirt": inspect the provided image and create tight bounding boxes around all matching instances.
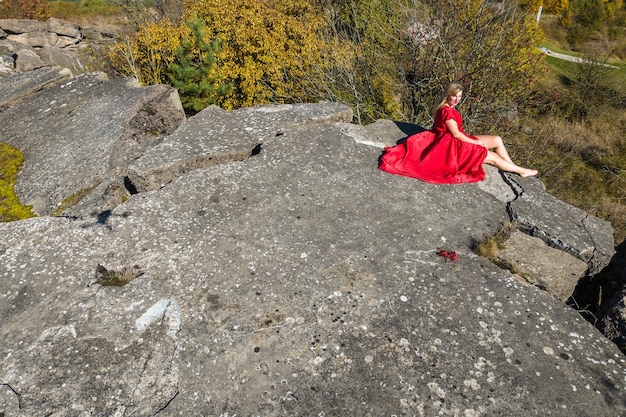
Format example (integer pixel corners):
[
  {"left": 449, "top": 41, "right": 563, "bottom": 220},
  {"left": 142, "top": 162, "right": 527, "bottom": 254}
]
[{"left": 379, "top": 130, "right": 488, "bottom": 184}]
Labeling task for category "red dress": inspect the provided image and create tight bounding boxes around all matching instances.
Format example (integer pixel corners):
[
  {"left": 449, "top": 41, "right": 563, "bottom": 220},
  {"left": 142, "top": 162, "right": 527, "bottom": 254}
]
[{"left": 379, "top": 106, "right": 488, "bottom": 184}]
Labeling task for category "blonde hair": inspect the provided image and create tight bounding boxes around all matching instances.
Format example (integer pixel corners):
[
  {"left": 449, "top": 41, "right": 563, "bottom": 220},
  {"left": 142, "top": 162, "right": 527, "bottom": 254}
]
[{"left": 432, "top": 82, "right": 464, "bottom": 117}]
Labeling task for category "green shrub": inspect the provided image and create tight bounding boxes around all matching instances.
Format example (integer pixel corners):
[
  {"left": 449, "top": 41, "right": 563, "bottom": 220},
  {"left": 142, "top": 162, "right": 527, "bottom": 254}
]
[
  {"left": 167, "top": 17, "right": 232, "bottom": 116},
  {"left": 79, "top": 0, "right": 119, "bottom": 16},
  {"left": 49, "top": 1, "right": 81, "bottom": 20}
]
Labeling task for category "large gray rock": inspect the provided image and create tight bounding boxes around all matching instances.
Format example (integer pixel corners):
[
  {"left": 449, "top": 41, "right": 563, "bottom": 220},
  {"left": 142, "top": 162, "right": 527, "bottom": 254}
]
[
  {"left": 127, "top": 103, "right": 354, "bottom": 192},
  {"left": 0, "top": 18, "right": 86, "bottom": 78},
  {"left": 36, "top": 45, "right": 85, "bottom": 75},
  {"left": 0, "top": 18, "right": 81, "bottom": 39},
  {"left": 0, "top": 66, "right": 71, "bottom": 109},
  {"left": 0, "top": 71, "right": 185, "bottom": 215},
  {"left": 47, "top": 17, "right": 81, "bottom": 39},
  {"left": 8, "top": 31, "right": 60, "bottom": 47},
  {"left": 508, "top": 177, "right": 615, "bottom": 274},
  {"left": 0, "top": 18, "right": 46, "bottom": 34},
  {"left": 0, "top": 84, "right": 625, "bottom": 416},
  {"left": 570, "top": 241, "right": 626, "bottom": 351},
  {"left": 82, "top": 23, "right": 125, "bottom": 42},
  {"left": 14, "top": 48, "right": 44, "bottom": 72},
  {"left": 498, "top": 230, "right": 588, "bottom": 301}
]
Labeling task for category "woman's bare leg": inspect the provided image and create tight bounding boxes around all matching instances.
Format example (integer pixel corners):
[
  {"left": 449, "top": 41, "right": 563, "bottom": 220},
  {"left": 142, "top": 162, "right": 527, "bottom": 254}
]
[
  {"left": 476, "top": 134, "right": 513, "bottom": 163},
  {"left": 484, "top": 151, "right": 538, "bottom": 177}
]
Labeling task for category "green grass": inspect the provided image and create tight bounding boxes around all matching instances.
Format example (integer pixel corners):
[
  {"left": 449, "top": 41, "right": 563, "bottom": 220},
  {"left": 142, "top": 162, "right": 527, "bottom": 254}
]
[
  {"left": 52, "top": 185, "right": 97, "bottom": 216},
  {"left": 514, "top": 26, "right": 626, "bottom": 245},
  {"left": 543, "top": 55, "right": 579, "bottom": 81}
]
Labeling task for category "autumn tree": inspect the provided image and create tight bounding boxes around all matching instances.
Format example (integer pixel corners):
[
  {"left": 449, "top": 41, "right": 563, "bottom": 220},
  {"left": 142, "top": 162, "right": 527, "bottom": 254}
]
[
  {"left": 180, "top": 0, "right": 327, "bottom": 109},
  {"left": 111, "top": 0, "right": 547, "bottom": 129},
  {"left": 111, "top": 0, "right": 329, "bottom": 110},
  {"left": 307, "top": 0, "right": 407, "bottom": 123},
  {"left": 524, "top": 0, "right": 568, "bottom": 14},
  {"left": 0, "top": 0, "right": 51, "bottom": 19},
  {"left": 108, "top": 19, "right": 182, "bottom": 85},
  {"left": 307, "top": 0, "right": 547, "bottom": 127},
  {"left": 397, "top": 0, "right": 547, "bottom": 130}
]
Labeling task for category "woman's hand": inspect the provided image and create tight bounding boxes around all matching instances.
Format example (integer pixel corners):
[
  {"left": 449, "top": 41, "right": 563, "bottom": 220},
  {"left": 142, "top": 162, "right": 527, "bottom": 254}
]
[{"left": 445, "top": 119, "right": 483, "bottom": 146}]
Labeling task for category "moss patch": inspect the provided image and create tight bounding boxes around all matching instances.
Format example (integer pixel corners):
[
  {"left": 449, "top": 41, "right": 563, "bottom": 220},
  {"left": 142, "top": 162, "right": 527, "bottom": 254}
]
[
  {"left": 95, "top": 264, "right": 144, "bottom": 286},
  {"left": 475, "top": 222, "right": 517, "bottom": 259},
  {"left": 0, "top": 142, "right": 35, "bottom": 222},
  {"left": 53, "top": 185, "right": 98, "bottom": 216}
]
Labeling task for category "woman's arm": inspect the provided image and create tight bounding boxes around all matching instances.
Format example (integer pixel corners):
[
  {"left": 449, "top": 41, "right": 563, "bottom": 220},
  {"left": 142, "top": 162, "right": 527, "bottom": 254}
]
[{"left": 445, "top": 119, "right": 484, "bottom": 146}]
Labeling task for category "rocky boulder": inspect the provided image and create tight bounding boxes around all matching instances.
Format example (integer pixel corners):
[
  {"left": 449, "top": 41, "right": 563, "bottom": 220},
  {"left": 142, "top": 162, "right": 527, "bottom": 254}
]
[
  {"left": 0, "top": 70, "right": 185, "bottom": 215},
  {"left": 0, "top": 17, "right": 123, "bottom": 78},
  {"left": 0, "top": 71, "right": 625, "bottom": 416}
]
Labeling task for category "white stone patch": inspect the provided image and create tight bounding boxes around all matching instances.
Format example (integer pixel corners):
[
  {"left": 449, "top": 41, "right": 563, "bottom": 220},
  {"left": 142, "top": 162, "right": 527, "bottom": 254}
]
[
  {"left": 503, "top": 347, "right": 514, "bottom": 358},
  {"left": 37, "top": 324, "right": 77, "bottom": 342},
  {"left": 463, "top": 379, "right": 480, "bottom": 390},
  {"left": 125, "top": 299, "right": 145, "bottom": 311},
  {"left": 327, "top": 291, "right": 342, "bottom": 299},
  {"left": 543, "top": 346, "right": 555, "bottom": 356},
  {"left": 474, "top": 357, "right": 488, "bottom": 371},
  {"left": 354, "top": 138, "right": 385, "bottom": 148},
  {"left": 135, "top": 297, "right": 181, "bottom": 339},
  {"left": 252, "top": 104, "right": 292, "bottom": 113},
  {"left": 165, "top": 298, "right": 182, "bottom": 338},
  {"left": 427, "top": 382, "right": 446, "bottom": 398},
  {"left": 400, "top": 295, "right": 408, "bottom": 302}
]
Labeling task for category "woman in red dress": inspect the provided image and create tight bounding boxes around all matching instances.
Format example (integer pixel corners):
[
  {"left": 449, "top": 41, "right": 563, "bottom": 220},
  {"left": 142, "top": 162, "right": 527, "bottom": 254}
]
[{"left": 379, "top": 83, "right": 538, "bottom": 184}]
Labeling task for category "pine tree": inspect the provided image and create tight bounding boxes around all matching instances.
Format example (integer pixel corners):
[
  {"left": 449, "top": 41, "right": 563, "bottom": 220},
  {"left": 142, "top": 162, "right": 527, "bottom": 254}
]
[{"left": 167, "top": 17, "right": 232, "bottom": 115}]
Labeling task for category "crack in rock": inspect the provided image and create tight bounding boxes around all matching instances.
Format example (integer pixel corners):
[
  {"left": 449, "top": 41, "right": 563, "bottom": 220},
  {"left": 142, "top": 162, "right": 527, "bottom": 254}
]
[{"left": 0, "top": 382, "right": 22, "bottom": 411}]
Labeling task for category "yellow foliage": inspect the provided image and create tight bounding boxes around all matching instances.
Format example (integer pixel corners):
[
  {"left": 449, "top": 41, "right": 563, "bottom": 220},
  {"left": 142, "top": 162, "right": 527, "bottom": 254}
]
[
  {"left": 525, "top": 0, "right": 568, "bottom": 14},
  {"left": 110, "top": 0, "right": 330, "bottom": 110},
  {"left": 109, "top": 19, "right": 184, "bottom": 85},
  {"left": 545, "top": 0, "right": 569, "bottom": 14},
  {"left": 181, "top": 0, "right": 327, "bottom": 109}
]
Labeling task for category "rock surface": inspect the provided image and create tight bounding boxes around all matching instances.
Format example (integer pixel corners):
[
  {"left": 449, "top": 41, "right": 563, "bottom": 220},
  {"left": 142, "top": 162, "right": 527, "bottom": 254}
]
[
  {"left": 0, "top": 69, "right": 625, "bottom": 416},
  {"left": 0, "top": 71, "right": 185, "bottom": 215},
  {"left": 0, "top": 18, "right": 121, "bottom": 79},
  {"left": 498, "top": 230, "right": 588, "bottom": 301}
]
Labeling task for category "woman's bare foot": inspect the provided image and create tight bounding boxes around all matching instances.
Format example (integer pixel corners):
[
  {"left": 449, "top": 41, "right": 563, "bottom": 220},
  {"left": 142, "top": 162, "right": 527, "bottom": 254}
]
[{"left": 520, "top": 168, "right": 538, "bottom": 178}]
